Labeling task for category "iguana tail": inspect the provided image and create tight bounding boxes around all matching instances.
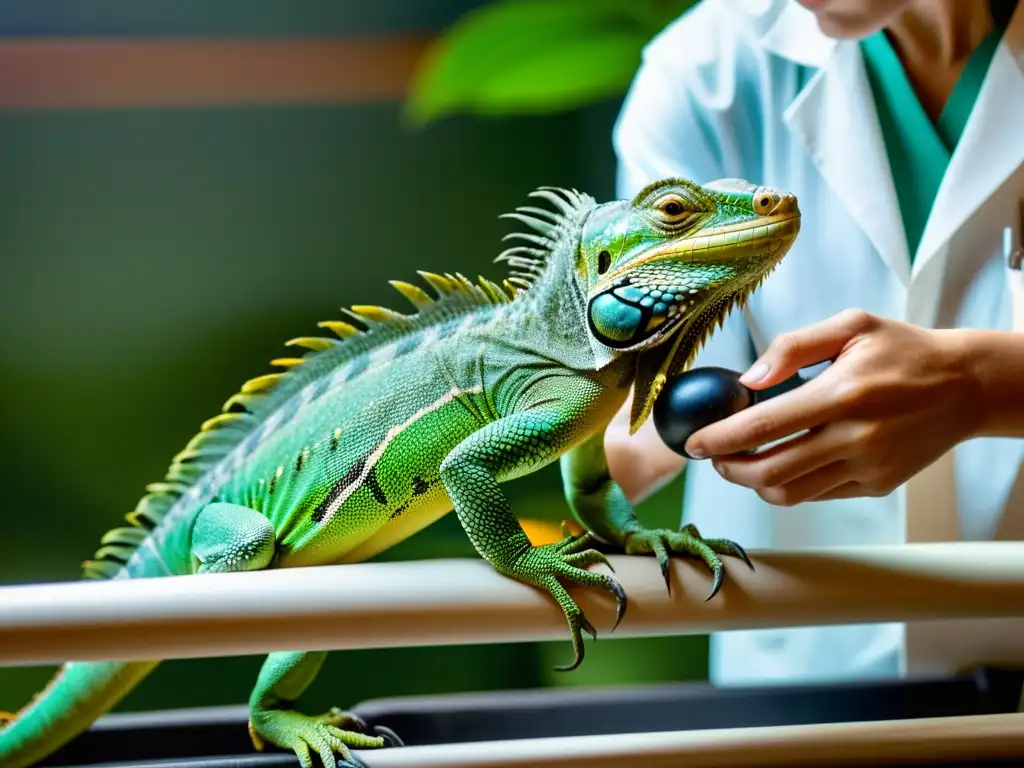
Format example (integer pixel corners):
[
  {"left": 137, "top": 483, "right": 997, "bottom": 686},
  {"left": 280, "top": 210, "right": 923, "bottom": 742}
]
[{"left": 0, "top": 660, "right": 158, "bottom": 768}]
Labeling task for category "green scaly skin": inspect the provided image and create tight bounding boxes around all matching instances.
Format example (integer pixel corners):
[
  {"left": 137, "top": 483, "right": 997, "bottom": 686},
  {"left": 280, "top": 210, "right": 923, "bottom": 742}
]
[{"left": 0, "top": 176, "right": 800, "bottom": 768}]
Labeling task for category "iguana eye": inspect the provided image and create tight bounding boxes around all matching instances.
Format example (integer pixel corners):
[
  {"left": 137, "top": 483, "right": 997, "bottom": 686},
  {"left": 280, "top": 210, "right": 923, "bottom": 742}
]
[{"left": 658, "top": 198, "right": 687, "bottom": 218}]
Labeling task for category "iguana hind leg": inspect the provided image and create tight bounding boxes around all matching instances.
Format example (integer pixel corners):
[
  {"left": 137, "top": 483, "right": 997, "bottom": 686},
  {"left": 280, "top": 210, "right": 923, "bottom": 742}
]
[
  {"left": 190, "top": 502, "right": 276, "bottom": 574},
  {"left": 248, "top": 652, "right": 384, "bottom": 768},
  {"left": 189, "top": 503, "right": 384, "bottom": 767}
]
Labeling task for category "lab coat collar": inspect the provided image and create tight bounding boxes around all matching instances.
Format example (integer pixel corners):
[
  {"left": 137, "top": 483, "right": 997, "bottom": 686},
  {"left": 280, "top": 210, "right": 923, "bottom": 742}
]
[
  {"left": 759, "top": 0, "right": 1024, "bottom": 288},
  {"left": 783, "top": 40, "right": 913, "bottom": 286},
  {"left": 736, "top": 1, "right": 911, "bottom": 284},
  {"left": 912, "top": 3, "right": 1024, "bottom": 279},
  {"left": 756, "top": 0, "right": 838, "bottom": 68}
]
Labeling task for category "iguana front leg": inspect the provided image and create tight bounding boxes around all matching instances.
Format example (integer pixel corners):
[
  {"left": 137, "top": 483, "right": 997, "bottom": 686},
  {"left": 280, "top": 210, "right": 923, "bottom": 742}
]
[
  {"left": 189, "top": 503, "right": 383, "bottom": 767},
  {"left": 439, "top": 379, "right": 626, "bottom": 672},
  {"left": 561, "top": 431, "right": 753, "bottom": 598}
]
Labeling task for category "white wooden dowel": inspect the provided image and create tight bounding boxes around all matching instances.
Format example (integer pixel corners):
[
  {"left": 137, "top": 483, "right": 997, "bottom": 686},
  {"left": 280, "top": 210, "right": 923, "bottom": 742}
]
[
  {"left": 3, "top": 543, "right": 1024, "bottom": 666},
  {"left": 351, "top": 713, "right": 1024, "bottom": 767}
]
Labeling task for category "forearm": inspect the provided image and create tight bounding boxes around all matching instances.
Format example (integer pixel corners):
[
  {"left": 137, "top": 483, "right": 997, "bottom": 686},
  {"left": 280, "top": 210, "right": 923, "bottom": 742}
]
[{"left": 956, "top": 328, "right": 1024, "bottom": 439}]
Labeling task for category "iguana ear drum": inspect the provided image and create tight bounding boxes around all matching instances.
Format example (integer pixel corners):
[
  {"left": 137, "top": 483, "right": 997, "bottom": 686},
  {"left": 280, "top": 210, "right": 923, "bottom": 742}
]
[
  {"left": 588, "top": 291, "right": 645, "bottom": 347},
  {"left": 587, "top": 279, "right": 688, "bottom": 349}
]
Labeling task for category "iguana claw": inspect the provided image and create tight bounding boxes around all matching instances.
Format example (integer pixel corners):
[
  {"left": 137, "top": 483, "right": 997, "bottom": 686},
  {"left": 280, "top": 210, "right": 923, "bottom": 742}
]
[
  {"left": 312, "top": 707, "right": 371, "bottom": 734},
  {"left": 554, "top": 528, "right": 625, "bottom": 628},
  {"left": 625, "top": 522, "right": 753, "bottom": 599},
  {"left": 505, "top": 532, "right": 626, "bottom": 672}
]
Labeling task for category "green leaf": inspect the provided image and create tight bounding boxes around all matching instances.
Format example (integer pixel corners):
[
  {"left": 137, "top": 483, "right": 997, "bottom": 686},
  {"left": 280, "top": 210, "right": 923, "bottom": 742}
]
[
  {"left": 451, "top": 33, "right": 650, "bottom": 115},
  {"left": 405, "top": 0, "right": 696, "bottom": 125}
]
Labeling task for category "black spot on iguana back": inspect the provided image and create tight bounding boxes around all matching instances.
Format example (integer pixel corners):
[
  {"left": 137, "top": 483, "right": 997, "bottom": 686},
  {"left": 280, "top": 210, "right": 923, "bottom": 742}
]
[
  {"left": 390, "top": 476, "right": 432, "bottom": 520},
  {"left": 310, "top": 448, "right": 389, "bottom": 524},
  {"left": 365, "top": 467, "right": 387, "bottom": 505},
  {"left": 312, "top": 454, "right": 367, "bottom": 523}
]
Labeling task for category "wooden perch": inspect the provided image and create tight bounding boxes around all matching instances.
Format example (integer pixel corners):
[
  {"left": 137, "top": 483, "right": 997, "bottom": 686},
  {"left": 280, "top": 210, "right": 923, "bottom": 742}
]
[
  {"left": 3, "top": 543, "right": 1024, "bottom": 667},
  {"left": 350, "top": 712, "right": 1024, "bottom": 767}
]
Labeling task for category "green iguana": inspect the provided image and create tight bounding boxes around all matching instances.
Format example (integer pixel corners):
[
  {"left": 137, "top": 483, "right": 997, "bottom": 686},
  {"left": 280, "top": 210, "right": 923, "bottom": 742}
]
[{"left": 0, "top": 176, "right": 800, "bottom": 768}]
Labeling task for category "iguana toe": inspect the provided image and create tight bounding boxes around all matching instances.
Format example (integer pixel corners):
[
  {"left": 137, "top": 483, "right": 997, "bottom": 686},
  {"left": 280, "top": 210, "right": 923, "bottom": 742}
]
[
  {"left": 312, "top": 706, "right": 371, "bottom": 734},
  {"left": 503, "top": 540, "right": 626, "bottom": 672},
  {"left": 249, "top": 709, "right": 385, "bottom": 768},
  {"left": 554, "top": 527, "right": 598, "bottom": 556},
  {"left": 625, "top": 522, "right": 753, "bottom": 599}
]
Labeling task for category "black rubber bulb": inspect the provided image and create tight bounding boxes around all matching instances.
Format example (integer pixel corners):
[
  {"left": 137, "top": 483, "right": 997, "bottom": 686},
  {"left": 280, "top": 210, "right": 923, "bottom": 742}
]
[{"left": 653, "top": 366, "right": 760, "bottom": 459}]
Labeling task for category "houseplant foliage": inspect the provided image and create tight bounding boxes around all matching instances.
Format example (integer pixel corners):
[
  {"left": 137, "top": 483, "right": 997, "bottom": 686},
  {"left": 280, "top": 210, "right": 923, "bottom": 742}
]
[{"left": 405, "top": 0, "right": 697, "bottom": 125}]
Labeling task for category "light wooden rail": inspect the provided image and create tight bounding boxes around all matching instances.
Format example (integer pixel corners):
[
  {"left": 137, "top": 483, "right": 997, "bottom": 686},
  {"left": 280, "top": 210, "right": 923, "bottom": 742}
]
[
  {"left": 3, "top": 543, "right": 1024, "bottom": 666},
  {"left": 348, "top": 713, "right": 1024, "bottom": 767}
]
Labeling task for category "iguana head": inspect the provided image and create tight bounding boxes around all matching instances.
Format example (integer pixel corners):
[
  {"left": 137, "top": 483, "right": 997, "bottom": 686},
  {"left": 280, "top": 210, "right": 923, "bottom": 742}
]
[{"left": 578, "top": 177, "right": 800, "bottom": 433}]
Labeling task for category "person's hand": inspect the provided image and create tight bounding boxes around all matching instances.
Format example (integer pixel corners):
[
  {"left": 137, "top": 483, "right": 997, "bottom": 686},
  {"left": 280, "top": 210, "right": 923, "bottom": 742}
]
[{"left": 683, "top": 309, "right": 983, "bottom": 505}]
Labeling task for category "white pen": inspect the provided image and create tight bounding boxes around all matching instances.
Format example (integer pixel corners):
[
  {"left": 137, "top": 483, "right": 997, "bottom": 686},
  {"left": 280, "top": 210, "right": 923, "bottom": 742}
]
[{"left": 1007, "top": 201, "right": 1024, "bottom": 270}]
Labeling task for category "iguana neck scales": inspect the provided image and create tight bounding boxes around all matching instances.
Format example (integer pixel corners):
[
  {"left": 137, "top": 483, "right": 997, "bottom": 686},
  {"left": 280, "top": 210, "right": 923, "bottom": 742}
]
[{"left": 0, "top": 177, "right": 799, "bottom": 768}]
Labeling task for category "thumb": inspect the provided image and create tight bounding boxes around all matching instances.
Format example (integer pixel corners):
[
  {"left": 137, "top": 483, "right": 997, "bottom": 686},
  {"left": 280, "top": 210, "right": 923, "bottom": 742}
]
[{"left": 740, "top": 308, "right": 874, "bottom": 389}]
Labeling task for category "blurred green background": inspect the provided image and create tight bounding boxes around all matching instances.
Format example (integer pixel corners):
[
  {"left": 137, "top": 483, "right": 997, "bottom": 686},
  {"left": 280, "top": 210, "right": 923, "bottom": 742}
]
[{"left": 0, "top": 0, "right": 706, "bottom": 716}]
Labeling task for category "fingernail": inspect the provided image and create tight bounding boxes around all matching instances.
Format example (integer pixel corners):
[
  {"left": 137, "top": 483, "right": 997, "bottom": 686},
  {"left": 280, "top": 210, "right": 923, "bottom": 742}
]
[
  {"left": 740, "top": 361, "right": 770, "bottom": 385},
  {"left": 685, "top": 444, "right": 706, "bottom": 459}
]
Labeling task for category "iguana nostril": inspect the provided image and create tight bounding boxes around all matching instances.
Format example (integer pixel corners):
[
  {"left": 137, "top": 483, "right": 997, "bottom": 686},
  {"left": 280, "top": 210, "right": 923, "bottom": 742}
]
[{"left": 769, "top": 193, "right": 799, "bottom": 216}]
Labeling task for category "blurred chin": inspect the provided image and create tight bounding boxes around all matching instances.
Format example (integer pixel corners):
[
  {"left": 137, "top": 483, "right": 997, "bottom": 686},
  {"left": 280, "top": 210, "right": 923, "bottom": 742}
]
[{"left": 794, "top": 0, "right": 904, "bottom": 40}]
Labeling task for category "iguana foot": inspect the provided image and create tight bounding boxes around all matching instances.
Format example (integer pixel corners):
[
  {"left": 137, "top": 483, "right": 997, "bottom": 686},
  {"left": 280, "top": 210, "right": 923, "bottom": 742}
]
[
  {"left": 625, "top": 522, "right": 753, "bottom": 599},
  {"left": 312, "top": 706, "right": 371, "bottom": 734},
  {"left": 503, "top": 531, "right": 626, "bottom": 673},
  {"left": 248, "top": 708, "right": 385, "bottom": 768}
]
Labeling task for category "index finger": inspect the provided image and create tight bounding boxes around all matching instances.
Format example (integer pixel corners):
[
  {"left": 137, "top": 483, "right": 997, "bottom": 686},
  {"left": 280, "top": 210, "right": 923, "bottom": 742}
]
[{"left": 684, "top": 377, "right": 837, "bottom": 457}]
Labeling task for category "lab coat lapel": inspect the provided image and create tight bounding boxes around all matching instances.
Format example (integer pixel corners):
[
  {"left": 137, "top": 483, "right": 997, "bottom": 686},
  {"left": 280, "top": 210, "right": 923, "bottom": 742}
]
[
  {"left": 912, "top": 8, "right": 1024, "bottom": 278},
  {"left": 782, "top": 41, "right": 913, "bottom": 287}
]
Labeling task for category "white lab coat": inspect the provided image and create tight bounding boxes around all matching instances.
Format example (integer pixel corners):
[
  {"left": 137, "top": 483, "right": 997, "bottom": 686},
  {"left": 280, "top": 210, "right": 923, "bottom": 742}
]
[{"left": 614, "top": 0, "right": 1024, "bottom": 685}]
